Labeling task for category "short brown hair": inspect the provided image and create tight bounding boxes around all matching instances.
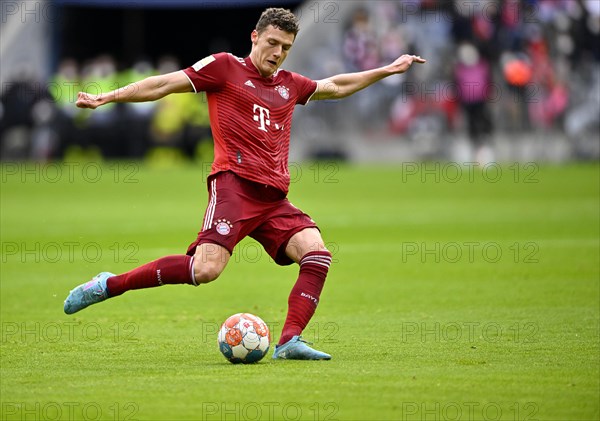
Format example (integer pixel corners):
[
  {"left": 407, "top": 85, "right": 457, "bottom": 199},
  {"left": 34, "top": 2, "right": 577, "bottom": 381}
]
[{"left": 256, "top": 8, "right": 299, "bottom": 37}]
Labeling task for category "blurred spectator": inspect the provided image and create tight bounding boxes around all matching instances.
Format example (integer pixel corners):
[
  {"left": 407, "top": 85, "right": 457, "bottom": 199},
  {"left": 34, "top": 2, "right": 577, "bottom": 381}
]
[
  {"left": 342, "top": 8, "right": 379, "bottom": 72},
  {"left": 148, "top": 56, "right": 211, "bottom": 161},
  {"left": 454, "top": 42, "right": 494, "bottom": 164},
  {"left": 340, "top": 8, "right": 384, "bottom": 127},
  {"left": 526, "top": 25, "right": 569, "bottom": 131},
  {"left": 79, "top": 55, "right": 123, "bottom": 157},
  {"left": 121, "top": 58, "right": 157, "bottom": 158},
  {"left": 501, "top": 51, "right": 533, "bottom": 131},
  {"left": 0, "top": 67, "right": 53, "bottom": 160},
  {"left": 30, "top": 99, "right": 60, "bottom": 161},
  {"left": 49, "top": 58, "right": 81, "bottom": 158}
]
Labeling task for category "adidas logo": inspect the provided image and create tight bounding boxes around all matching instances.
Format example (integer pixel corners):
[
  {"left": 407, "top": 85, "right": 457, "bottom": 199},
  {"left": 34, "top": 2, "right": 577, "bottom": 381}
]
[{"left": 245, "top": 80, "right": 256, "bottom": 89}]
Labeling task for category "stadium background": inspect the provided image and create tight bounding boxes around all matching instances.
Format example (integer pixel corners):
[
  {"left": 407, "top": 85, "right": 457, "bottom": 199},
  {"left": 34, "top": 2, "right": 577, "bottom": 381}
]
[{"left": 1, "top": 0, "right": 599, "bottom": 163}]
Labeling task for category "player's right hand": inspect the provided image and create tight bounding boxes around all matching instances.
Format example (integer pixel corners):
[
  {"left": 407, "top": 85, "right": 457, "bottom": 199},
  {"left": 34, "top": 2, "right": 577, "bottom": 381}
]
[{"left": 76, "top": 92, "right": 102, "bottom": 109}]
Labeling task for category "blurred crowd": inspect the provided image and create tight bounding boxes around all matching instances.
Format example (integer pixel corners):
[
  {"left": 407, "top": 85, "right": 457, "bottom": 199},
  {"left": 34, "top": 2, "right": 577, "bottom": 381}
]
[
  {"left": 1, "top": 0, "right": 599, "bottom": 162},
  {"left": 0, "top": 55, "right": 211, "bottom": 161},
  {"left": 295, "top": 0, "right": 600, "bottom": 161}
]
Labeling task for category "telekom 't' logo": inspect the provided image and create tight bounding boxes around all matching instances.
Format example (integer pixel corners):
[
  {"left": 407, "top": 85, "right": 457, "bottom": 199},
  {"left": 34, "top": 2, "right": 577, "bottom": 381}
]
[{"left": 253, "top": 104, "right": 270, "bottom": 132}]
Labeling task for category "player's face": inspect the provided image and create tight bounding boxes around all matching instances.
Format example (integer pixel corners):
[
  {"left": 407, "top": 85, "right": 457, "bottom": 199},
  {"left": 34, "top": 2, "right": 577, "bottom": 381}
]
[{"left": 250, "top": 25, "right": 295, "bottom": 77}]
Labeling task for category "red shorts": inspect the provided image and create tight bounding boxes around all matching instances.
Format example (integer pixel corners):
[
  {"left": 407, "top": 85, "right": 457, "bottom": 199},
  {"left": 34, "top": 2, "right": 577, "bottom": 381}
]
[{"left": 186, "top": 171, "right": 319, "bottom": 266}]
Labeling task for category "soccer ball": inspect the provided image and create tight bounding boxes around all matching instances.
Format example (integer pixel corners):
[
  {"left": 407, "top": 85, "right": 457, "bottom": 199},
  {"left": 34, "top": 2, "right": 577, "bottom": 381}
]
[{"left": 218, "top": 313, "right": 270, "bottom": 364}]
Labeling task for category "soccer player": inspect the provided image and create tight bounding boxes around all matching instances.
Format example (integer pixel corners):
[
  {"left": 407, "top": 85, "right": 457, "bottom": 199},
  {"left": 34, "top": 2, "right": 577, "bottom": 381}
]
[{"left": 64, "top": 8, "right": 425, "bottom": 360}]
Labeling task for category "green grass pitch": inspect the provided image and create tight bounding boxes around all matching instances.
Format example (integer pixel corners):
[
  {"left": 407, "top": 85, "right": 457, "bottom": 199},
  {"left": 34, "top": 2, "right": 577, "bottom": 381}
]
[{"left": 1, "top": 161, "right": 598, "bottom": 420}]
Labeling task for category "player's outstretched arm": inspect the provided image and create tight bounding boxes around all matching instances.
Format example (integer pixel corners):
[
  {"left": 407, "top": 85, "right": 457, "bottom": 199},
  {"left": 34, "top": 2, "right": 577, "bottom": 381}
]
[
  {"left": 76, "top": 71, "right": 193, "bottom": 109},
  {"left": 313, "top": 54, "right": 426, "bottom": 101}
]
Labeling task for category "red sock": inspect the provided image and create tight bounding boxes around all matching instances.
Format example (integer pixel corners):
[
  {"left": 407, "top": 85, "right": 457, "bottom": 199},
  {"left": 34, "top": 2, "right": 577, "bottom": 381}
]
[
  {"left": 106, "top": 255, "right": 195, "bottom": 297},
  {"left": 278, "top": 251, "right": 332, "bottom": 345}
]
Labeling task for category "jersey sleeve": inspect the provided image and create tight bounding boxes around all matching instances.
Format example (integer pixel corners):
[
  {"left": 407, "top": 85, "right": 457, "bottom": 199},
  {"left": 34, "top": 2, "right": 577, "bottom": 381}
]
[
  {"left": 292, "top": 72, "right": 318, "bottom": 105},
  {"left": 182, "top": 52, "right": 230, "bottom": 93}
]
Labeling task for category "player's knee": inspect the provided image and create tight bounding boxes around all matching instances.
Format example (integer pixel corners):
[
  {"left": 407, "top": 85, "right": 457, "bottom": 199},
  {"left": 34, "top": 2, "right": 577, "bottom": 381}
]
[
  {"left": 287, "top": 228, "right": 329, "bottom": 263},
  {"left": 193, "top": 260, "right": 223, "bottom": 284},
  {"left": 192, "top": 243, "right": 230, "bottom": 284}
]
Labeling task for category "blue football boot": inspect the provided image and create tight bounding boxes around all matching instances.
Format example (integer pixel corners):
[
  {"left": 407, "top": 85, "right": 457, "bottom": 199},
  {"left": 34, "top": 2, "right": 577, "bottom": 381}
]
[
  {"left": 272, "top": 335, "right": 331, "bottom": 360},
  {"left": 64, "top": 272, "right": 114, "bottom": 314}
]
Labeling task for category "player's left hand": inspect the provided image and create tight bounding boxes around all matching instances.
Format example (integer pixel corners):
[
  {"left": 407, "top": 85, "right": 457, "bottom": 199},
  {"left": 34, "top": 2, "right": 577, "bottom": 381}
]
[{"left": 390, "top": 54, "right": 427, "bottom": 74}]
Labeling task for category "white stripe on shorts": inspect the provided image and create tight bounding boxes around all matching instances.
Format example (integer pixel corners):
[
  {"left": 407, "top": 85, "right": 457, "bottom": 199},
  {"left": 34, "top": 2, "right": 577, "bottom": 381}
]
[{"left": 203, "top": 179, "right": 217, "bottom": 232}]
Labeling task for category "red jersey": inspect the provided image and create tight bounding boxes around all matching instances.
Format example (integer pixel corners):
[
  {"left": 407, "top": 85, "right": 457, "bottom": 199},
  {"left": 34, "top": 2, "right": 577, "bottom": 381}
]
[{"left": 182, "top": 53, "right": 317, "bottom": 194}]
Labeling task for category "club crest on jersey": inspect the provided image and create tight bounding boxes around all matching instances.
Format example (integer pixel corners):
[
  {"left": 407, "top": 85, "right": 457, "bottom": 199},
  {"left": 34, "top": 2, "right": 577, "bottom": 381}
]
[
  {"left": 214, "top": 219, "right": 233, "bottom": 235},
  {"left": 275, "top": 85, "right": 290, "bottom": 100}
]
